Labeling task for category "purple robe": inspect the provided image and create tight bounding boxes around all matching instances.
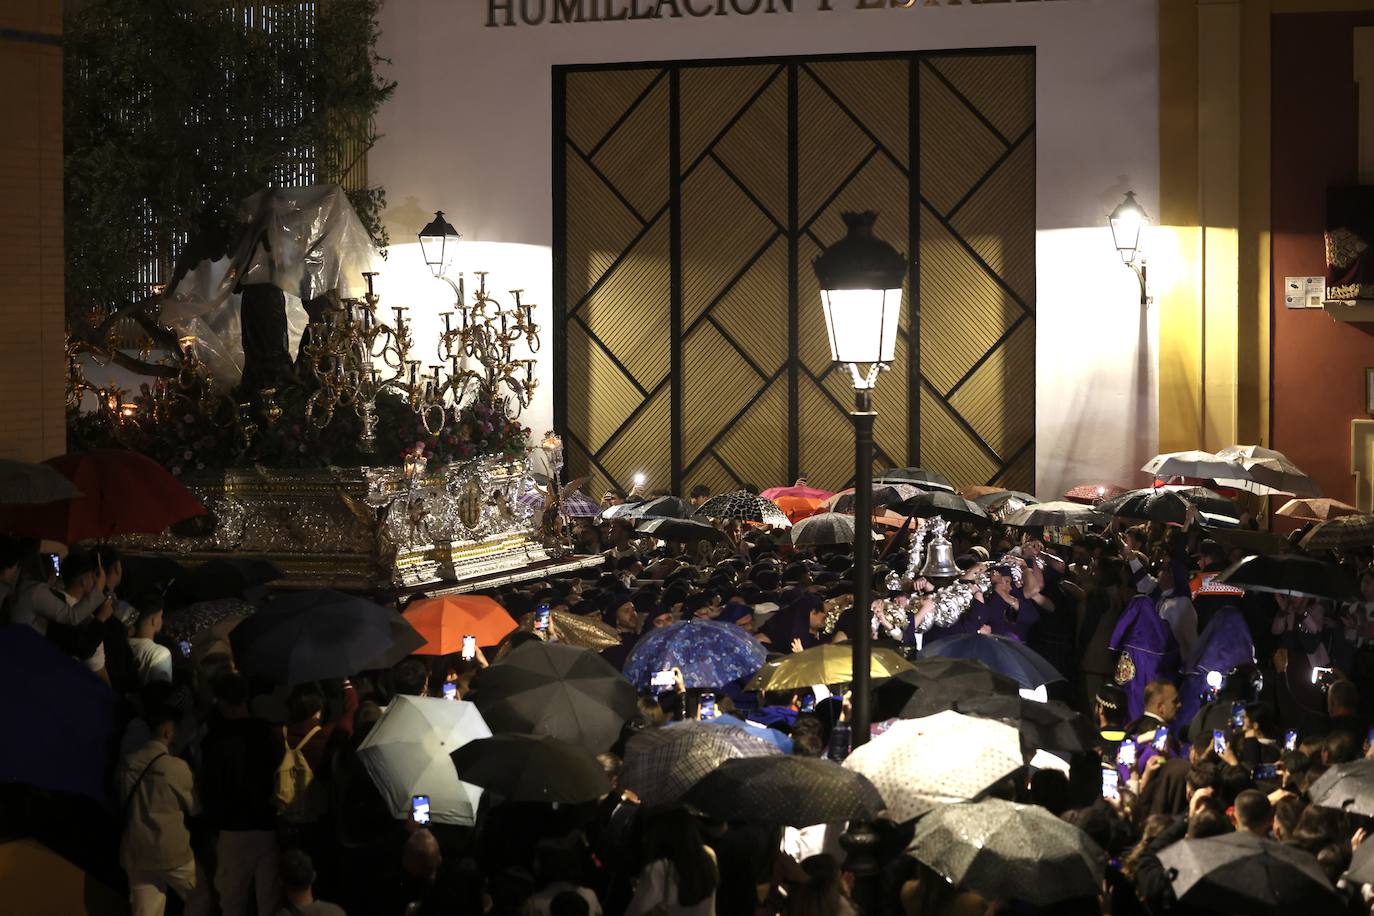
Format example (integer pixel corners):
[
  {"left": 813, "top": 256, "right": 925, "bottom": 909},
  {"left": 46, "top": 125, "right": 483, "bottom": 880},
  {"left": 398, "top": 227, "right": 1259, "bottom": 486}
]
[
  {"left": 1108, "top": 594, "right": 1180, "bottom": 723},
  {"left": 1176, "top": 605, "right": 1254, "bottom": 729}
]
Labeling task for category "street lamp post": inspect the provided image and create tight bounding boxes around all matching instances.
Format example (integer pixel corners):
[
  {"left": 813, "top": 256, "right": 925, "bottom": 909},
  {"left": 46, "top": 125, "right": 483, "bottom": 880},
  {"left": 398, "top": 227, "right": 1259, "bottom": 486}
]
[
  {"left": 418, "top": 210, "right": 464, "bottom": 301},
  {"left": 1108, "top": 191, "right": 1150, "bottom": 306},
  {"left": 813, "top": 211, "right": 907, "bottom": 749}
]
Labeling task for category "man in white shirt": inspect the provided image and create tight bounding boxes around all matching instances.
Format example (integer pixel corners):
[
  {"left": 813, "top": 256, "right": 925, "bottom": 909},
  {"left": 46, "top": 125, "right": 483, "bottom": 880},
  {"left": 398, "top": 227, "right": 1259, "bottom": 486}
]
[{"left": 128, "top": 597, "right": 174, "bottom": 685}]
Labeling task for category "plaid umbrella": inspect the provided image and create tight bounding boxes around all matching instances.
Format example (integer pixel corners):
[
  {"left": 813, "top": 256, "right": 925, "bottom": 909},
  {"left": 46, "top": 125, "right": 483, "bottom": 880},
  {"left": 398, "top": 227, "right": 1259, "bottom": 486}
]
[
  {"left": 450, "top": 733, "right": 610, "bottom": 804},
  {"left": 790, "top": 512, "right": 879, "bottom": 546},
  {"left": 890, "top": 490, "right": 988, "bottom": 524},
  {"left": 1214, "top": 554, "right": 1358, "bottom": 601},
  {"left": 694, "top": 491, "right": 791, "bottom": 527},
  {"left": 635, "top": 516, "right": 728, "bottom": 544},
  {"left": 826, "top": 484, "right": 924, "bottom": 514},
  {"left": 907, "top": 799, "right": 1104, "bottom": 907},
  {"left": 682, "top": 756, "right": 884, "bottom": 827},
  {"left": 473, "top": 641, "right": 638, "bottom": 752},
  {"left": 1158, "top": 832, "right": 1341, "bottom": 916},
  {"left": 875, "top": 467, "right": 955, "bottom": 493},
  {"left": 623, "top": 620, "right": 767, "bottom": 690},
  {"left": 747, "top": 644, "right": 914, "bottom": 691},
  {"left": 843, "top": 711, "right": 1023, "bottom": 821},
  {"left": 1300, "top": 514, "right": 1374, "bottom": 550},
  {"left": 561, "top": 491, "right": 601, "bottom": 518},
  {"left": 1064, "top": 482, "right": 1126, "bottom": 503},
  {"left": 1001, "top": 500, "right": 1107, "bottom": 528},
  {"left": 922, "top": 633, "right": 1065, "bottom": 689},
  {"left": 621, "top": 720, "right": 780, "bottom": 808},
  {"left": 358, "top": 695, "right": 490, "bottom": 826},
  {"left": 1308, "top": 758, "right": 1374, "bottom": 816},
  {"left": 1276, "top": 498, "right": 1364, "bottom": 522},
  {"left": 0, "top": 459, "right": 82, "bottom": 505}
]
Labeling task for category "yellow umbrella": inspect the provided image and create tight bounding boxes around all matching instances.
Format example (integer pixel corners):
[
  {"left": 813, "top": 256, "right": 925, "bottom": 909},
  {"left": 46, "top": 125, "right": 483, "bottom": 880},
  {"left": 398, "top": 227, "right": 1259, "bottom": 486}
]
[
  {"left": 747, "top": 643, "right": 913, "bottom": 691},
  {"left": 517, "top": 609, "right": 621, "bottom": 650},
  {"left": 0, "top": 838, "right": 125, "bottom": 915}
]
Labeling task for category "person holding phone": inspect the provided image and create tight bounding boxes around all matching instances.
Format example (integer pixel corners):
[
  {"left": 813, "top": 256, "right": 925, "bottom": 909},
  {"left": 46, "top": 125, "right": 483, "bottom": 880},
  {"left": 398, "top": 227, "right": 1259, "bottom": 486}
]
[
  {"left": 127, "top": 596, "right": 174, "bottom": 685},
  {"left": 9, "top": 548, "right": 109, "bottom": 637}
]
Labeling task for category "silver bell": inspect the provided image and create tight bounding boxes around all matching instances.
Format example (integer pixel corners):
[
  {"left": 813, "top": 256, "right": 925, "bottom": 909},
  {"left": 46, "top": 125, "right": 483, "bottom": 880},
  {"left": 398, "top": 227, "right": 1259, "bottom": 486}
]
[{"left": 919, "top": 536, "right": 961, "bottom": 579}]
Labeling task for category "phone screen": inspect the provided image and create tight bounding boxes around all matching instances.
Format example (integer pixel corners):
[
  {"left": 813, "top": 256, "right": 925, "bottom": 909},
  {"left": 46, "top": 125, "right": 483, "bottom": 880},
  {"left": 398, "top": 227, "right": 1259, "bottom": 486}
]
[
  {"left": 461, "top": 635, "right": 476, "bottom": 660},
  {"left": 1212, "top": 729, "right": 1226, "bottom": 757},
  {"left": 1254, "top": 763, "right": 1278, "bottom": 781},
  {"left": 178, "top": 639, "right": 191, "bottom": 658},
  {"left": 1230, "top": 702, "right": 1245, "bottom": 729},
  {"left": 799, "top": 693, "right": 816, "bottom": 713},
  {"left": 698, "top": 692, "right": 717, "bottom": 720},
  {"left": 1284, "top": 729, "right": 1297, "bottom": 751},
  {"left": 411, "top": 794, "right": 431, "bottom": 825},
  {"left": 46, "top": 553, "right": 61, "bottom": 577},
  {"left": 1152, "top": 726, "right": 1169, "bottom": 753},
  {"left": 1116, "top": 741, "right": 1137, "bottom": 769},
  {"left": 534, "top": 605, "right": 551, "bottom": 632},
  {"left": 442, "top": 682, "right": 457, "bottom": 701},
  {"left": 650, "top": 669, "right": 675, "bottom": 691},
  {"left": 1101, "top": 768, "right": 1120, "bottom": 801}
]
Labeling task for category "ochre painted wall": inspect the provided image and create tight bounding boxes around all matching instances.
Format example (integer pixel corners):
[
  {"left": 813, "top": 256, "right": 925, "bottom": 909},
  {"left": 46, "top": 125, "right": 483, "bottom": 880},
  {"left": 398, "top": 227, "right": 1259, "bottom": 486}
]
[{"left": 1271, "top": 11, "right": 1374, "bottom": 504}]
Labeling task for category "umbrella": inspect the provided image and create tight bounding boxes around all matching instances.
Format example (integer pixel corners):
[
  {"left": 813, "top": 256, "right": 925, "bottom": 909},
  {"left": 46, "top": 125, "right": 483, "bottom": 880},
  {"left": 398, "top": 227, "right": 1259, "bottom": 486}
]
[
  {"left": 0, "top": 838, "right": 126, "bottom": 916},
  {"left": 1276, "top": 498, "right": 1364, "bottom": 521},
  {"left": 875, "top": 467, "right": 956, "bottom": 493},
  {"left": 598, "top": 501, "right": 641, "bottom": 520},
  {"left": 1202, "top": 526, "right": 1294, "bottom": 556},
  {"left": 363, "top": 610, "right": 429, "bottom": 670},
  {"left": 664, "top": 713, "right": 794, "bottom": 753},
  {"left": 970, "top": 489, "right": 1038, "bottom": 509},
  {"left": 760, "top": 484, "right": 834, "bottom": 502},
  {"left": 629, "top": 495, "right": 696, "bottom": 519},
  {"left": 771, "top": 495, "right": 828, "bottom": 523},
  {"left": 624, "top": 619, "right": 766, "bottom": 690},
  {"left": 694, "top": 491, "right": 792, "bottom": 527},
  {"left": 790, "top": 512, "right": 879, "bottom": 546},
  {"left": 116, "top": 554, "right": 186, "bottom": 602},
  {"left": 682, "top": 756, "right": 884, "bottom": 827},
  {"left": 1158, "top": 831, "right": 1342, "bottom": 916},
  {"left": 1098, "top": 487, "right": 1239, "bottom": 526},
  {"left": 907, "top": 799, "right": 1104, "bottom": 907},
  {"left": 403, "top": 594, "right": 518, "bottom": 654},
  {"left": 635, "top": 516, "right": 728, "bottom": 544},
  {"left": 950, "top": 694, "right": 1095, "bottom": 753},
  {"left": 889, "top": 490, "right": 988, "bottom": 524},
  {"left": 1214, "top": 554, "right": 1358, "bottom": 601},
  {"left": 472, "top": 641, "right": 638, "bottom": 753},
  {"left": 1300, "top": 514, "right": 1374, "bottom": 550},
  {"left": 450, "top": 733, "right": 610, "bottom": 804},
  {"left": 1214, "top": 445, "right": 1323, "bottom": 498},
  {"left": 621, "top": 720, "right": 780, "bottom": 808},
  {"left": 561, "top": 490, "right": 601, "bottom": 518},
  {"left": 843, "top": 711, "right": 1023, "bottom": 821},
  {"left": 1346, "top": 832, "right": 1374, "bottom": 885},
  {"left": 517, "top": 609, "right": 621, "bottom": 650},
  {"left": 896, "top": 659, "right": 1023, "bottom": 719},
  {"left": 0, "top": 625, "right": 116, "bottom": 803},
  {"left": 1064, "top": 482, "right": 1126, "bottom": 503},
  {"left": 1001, "top": 500, "right": 1107, "bottom": 528},
  {"left": 1143, "top": 449, "right": 1251, "bottom": 481},
  {"left": 165, "top": 557, "right": 284, "bottom": 607},
  {"left": 3, "top": 449, "right": 207, "bottom": 543},
  {"left": 161, "top": 597, "right": 255, "bottom": 651},
  {"left": 1308, "top": 758, "right": 1374, "bottom": 817},
  {"left": 826, "top": 483, "right": 924, "bottom": 514},
  {"left": 747, "top": 644, "right": 914, "bottom": 692},
  {"left": 229, "top": 589, "right": 393, "bottom": 684},
  {"left": 922, "top": 632, "right": 1065, "bottom": 689},
  {"left": 357, "top": 695, "right": 490, "bottom": 826},
  {"left": 0, "top": 459, "right": 82, "bottom": 505}
]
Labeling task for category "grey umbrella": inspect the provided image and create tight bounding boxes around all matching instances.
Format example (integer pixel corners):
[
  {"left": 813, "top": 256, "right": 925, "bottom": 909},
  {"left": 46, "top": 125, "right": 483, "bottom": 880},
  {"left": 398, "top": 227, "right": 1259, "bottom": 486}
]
[
  {"left": 0, "top": 459, "right": 82, "bottom": 505},
  {"left": 635, "top": 516, "right": 728, "bottom": 544},
  {"left": 682, "top": 756, "right": 884, "bottom": 827},
  {"left": 621, "top": 720, "right": 780, "bottom": 809},
  {"left": 890, "top": 490, "right": 988, "bottom": 524},
  {"left": 790, "top": 512, "right": 879, "bottom": 546},
  {"left": 1157, "top": 831, "right": 1342, "bottom": 916},
  {"left": 1308, "top": 758, "right": 1374, "bottom": 816},
  {"left": 1001, "top": 500, "right": 1107, "bottom": 528},
  {"left": 906, "top": 798, "right": 1104, "bottom": 907},
  {"left": 875, "top": 467, "right": 956, "bottom": 493},
  {"left": 1300, "top": 514, "right": 1374, "bottom": 550}
]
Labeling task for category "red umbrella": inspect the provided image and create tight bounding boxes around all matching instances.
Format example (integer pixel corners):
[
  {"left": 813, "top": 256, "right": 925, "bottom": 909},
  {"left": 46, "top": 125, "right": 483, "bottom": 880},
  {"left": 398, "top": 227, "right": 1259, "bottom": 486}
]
[
  {"left": 1064, "top": 483, "right": 1126, "bottom": 504},
  {"left": 3, "top": 449, "right": 206, "bottom": 543},
  {"left": 759, "top": 484, "right": 835, "bottom": 502}
]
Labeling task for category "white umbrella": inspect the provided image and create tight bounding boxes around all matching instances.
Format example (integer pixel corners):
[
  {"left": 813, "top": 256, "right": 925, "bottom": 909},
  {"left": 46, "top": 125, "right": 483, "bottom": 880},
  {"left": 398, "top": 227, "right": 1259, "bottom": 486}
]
[
  {"left": 843, "top": 710, "right": 1022, "bottom": 822},
  {"left": 358, "top": 695, "right": 491, "bottom": 826},
  {"left": 1000, "top": 501, "right": 1107, "bottom": 528},
  {"left": 1214, "top": 447, "right": 1322, "bottom": 497},
  {"left": 1141, "top": 450, "right": 1250, "bottom": 481}
]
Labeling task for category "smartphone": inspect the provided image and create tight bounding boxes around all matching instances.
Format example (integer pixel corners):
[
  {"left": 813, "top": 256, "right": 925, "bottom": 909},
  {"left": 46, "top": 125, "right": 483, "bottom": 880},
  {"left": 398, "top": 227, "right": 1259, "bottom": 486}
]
[
  {"left": 698, "top": 692, "right": 717, "bottom": 720},
  {"left": 1152, "top": 725, "right": 1169, "bottom": 753},
  {"left": 45, "top": 553, "right": 61, "bottom": 577},
  {"left": 178, "top": 639, "right": 191, "bottom": 658},
  {"left": 1116, "top": 741, "right": 1137, "bottom": 769},
  {"left": 442, "top": 681, "right": 457, "bottom": 701},
  {"left": 1230, "top": 702, "right": 1245, "bottom": 729},
  {"left": 1212, "top": 729, "right": 1226, "bottom": 757},
  {"left": 461, "top": 634, "right": 476, "bottom": 661},
  {"left": 799, "top": 693, "right": 816, "bottom": 713},
  {"left": 1254, "top": 763, "right": 1278, "bottom": 781},
  {"left": 650, "top": 669, "right": 676, "bottom": 691},
  {"left": 1311, "top": 666, "right": 1335, "bottom": 687},
  {"left": 534, "top": 604, "right": 551, "bottom": 633},
  {"left": 1284, "top": 729, "right": 1297, "bottom": 751},
  {"left": 410, "top": 794, "right": 431, "bottom": 825},
  {"left": 1102, "top": 768, "right": 1120, "bottom": 801}
]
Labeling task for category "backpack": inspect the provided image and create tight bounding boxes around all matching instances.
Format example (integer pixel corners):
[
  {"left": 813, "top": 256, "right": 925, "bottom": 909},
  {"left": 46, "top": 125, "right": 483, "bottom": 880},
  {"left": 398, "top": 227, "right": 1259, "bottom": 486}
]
[{"left": 275, "top": 725, "right": 323, "bottom": 822}]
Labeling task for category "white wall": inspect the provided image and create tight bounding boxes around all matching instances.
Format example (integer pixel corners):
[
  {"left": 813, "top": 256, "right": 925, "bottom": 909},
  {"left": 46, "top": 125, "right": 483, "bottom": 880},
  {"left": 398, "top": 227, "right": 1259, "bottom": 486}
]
[{"left": 371, "top": 0, "right": 1160, "bottom": 499}]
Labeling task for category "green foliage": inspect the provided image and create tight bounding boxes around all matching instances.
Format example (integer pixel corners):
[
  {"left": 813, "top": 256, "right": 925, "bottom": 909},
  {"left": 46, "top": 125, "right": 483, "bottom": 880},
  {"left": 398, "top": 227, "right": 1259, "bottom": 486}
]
[{"left": 64, "top": 0, "right": 396, "bottom": 320}]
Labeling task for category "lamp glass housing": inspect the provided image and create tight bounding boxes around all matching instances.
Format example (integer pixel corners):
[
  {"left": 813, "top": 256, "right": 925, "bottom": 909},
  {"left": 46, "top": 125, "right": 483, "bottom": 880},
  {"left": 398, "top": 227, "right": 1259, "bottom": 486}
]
[
  {"left": 820, "top": 287, "right": 904, "bottom": 365},
  {"left": 1109, "top": 191, "right": 1148, "bottom": 265},
  {"left": 418, "top": 211, "right": 461, "bottom": 278}
]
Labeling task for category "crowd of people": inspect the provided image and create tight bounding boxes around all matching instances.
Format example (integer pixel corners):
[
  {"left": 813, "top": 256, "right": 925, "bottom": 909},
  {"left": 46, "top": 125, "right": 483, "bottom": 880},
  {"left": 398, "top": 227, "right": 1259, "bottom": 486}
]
[{"left": 2, "top": 474, "right": 1374, "bottom": 916}]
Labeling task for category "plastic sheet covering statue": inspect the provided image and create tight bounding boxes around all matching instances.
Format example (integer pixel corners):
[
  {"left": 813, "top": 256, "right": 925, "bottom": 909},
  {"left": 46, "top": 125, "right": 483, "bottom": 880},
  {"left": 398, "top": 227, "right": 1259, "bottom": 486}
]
[{"left": 159, "top": 185, "right": 379, "bottom": 391}]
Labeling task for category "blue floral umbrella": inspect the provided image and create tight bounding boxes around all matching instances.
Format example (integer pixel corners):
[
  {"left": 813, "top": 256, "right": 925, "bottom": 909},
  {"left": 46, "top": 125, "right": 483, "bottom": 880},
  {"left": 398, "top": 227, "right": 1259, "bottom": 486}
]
[{"left": 624, "top": 620, "right": 767, "bottom": 690}]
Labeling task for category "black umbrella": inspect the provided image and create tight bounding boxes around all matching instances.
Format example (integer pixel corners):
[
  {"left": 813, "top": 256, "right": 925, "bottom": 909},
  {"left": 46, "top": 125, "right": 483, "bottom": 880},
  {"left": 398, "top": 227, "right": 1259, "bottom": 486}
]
[
  {"left": 828, "top": 484, "right": 924, "bottom": 514},
  {"left": 1308, "top": 758, "right": 1374, "bottom": 817},
  {"left": 362, "top": 610, "right": 428, "bottom": 671},
  {"left": 635, "top": 516, "right": 728, "bottom": 544},
  {"left": 951, "top": 695, "right": 1095, "bottom": 753},
  {"left": 450, "top": 733, "right": 611, "bottom": 804},
  {"left": 167, "top": 557, "right": 285, "bottom": 607},
  {"left": 890, "top": 490, "right": 988, "bottom": 524},
  {"left": 922, "top": 633, "right": 1064, "bottom": 689},
  {"left": 682, "top": 756, "right": 883, "bottom": 827},
  {"left": 1214, "top": 554, "right": 1358, "bottom": 601},
  {"left": 1157, "top": 832, "right": 1342, "bottom": 916},
  {"left": 971, "top": 489, "right": 1038, "bottom": 509},
  {"left": 627, "top": 495, "right": 695, "bottom": 519},
  {"left": 472, "top": 641, "right": 639, "bottom": 753},
  {"left": 622, "top": 720, "right": 780, "bottom": 808},
  {"left": 1300, "top": 514, "right": 1374, "bottom": 550},
  {"left": 1098, "top": 487, "right": 1239, "bottom": 527},
  {"left": 116, "top": 554, "right": 186, "bottom": 602},
  {"left": 893, "top": 657, "right": 1021, "bottom": 717},
  {"left": 229, "top": 589, "right": 393, "bottom": 685},
  {"left": 1346, "top": 833, "right": 1374, "bottom": 886},
  {"left": 876, "top": 467, "right": 956, "bottom": 493}
]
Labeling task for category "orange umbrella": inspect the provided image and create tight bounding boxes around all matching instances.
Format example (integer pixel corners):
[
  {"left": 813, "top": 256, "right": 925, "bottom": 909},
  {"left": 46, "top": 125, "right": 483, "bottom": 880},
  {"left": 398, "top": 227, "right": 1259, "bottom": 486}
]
[
  {"left": 773, "top": 494, "right": 828, "bottom": 523},
  {"left": 1276, "top": 498, "right": 1365, "bottom": 522},
  {"left": 403, "top": 595, "right": 517, "bottom": 654}
]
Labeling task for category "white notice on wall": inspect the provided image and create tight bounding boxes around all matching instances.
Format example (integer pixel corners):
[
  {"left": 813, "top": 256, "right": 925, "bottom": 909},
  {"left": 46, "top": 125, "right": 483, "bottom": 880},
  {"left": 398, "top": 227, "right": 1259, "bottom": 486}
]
[{"left": 1285, "top": 276, "right": 1327, "bottom": 308}]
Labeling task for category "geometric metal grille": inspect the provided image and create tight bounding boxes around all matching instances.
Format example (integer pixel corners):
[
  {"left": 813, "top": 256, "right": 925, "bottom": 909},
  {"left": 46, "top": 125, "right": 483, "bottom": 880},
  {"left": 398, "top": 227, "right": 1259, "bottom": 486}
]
[{"left": 555, "top": 50, "right": 1035, "bottom": 497}]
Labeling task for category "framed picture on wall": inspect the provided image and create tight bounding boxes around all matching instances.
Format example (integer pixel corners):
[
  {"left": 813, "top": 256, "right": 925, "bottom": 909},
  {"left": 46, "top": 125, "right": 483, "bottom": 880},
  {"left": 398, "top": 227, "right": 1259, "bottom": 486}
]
[{"left": 1367, "top": 368, "right": 1374, "bottom": 414}]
